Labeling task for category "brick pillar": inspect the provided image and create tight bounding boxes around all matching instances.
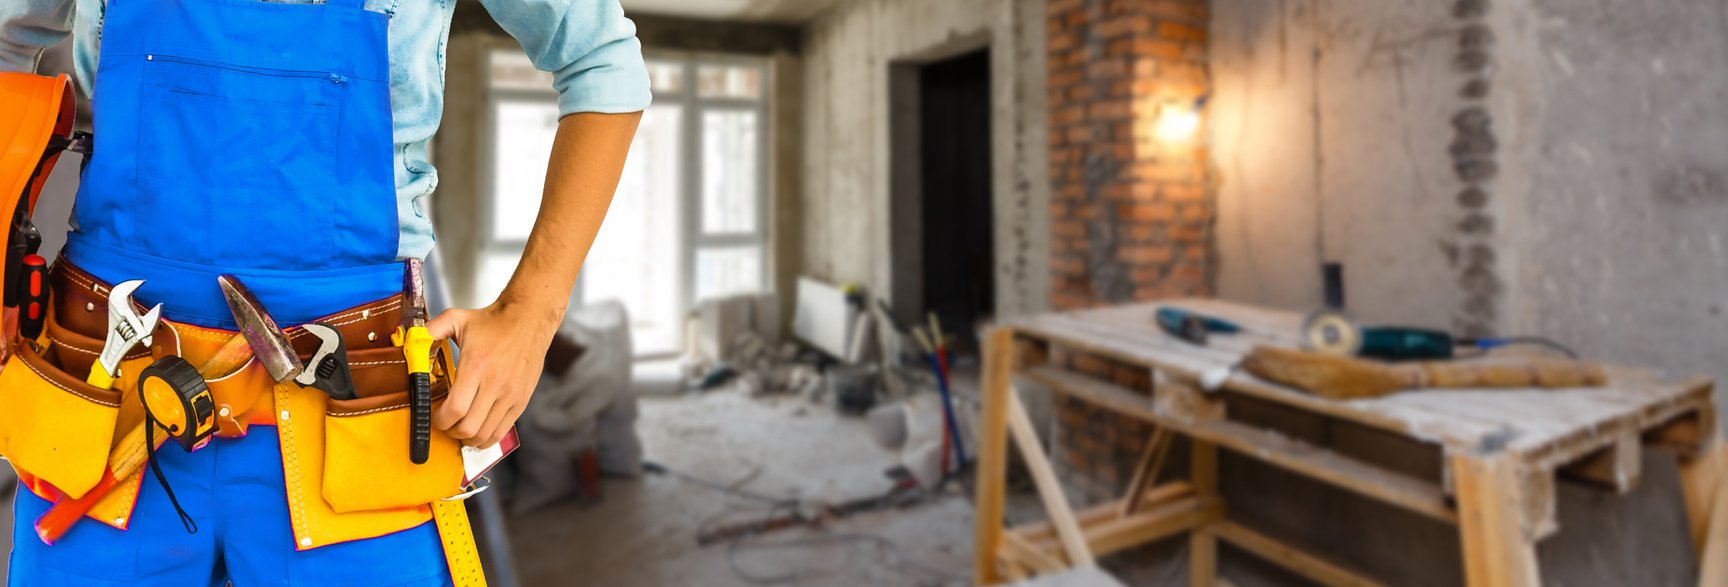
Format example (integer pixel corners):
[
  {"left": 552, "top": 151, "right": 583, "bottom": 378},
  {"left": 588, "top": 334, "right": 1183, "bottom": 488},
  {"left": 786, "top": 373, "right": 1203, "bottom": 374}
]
[
  {"left": 1047, "top": 0, "right": 1213, "bottom": 311},
  {"left": 1044, "top": 0, "right": 1214, "bottom": 529}
]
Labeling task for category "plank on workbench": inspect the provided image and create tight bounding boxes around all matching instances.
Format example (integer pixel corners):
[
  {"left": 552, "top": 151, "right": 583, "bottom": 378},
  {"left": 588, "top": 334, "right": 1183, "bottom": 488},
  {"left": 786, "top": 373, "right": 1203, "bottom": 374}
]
[
  {"left": 1020, "top": 366, "right": 1456, "bottom": 522},
  {"left": 1017, "top": 301, "right": 1712, "bottom": 478},
  {"left": 1016, "top": 313, "right": 1243, "bottom": 370},
  {"left": 1012, "top": 305, "right": 1487, "bottom": 447}
]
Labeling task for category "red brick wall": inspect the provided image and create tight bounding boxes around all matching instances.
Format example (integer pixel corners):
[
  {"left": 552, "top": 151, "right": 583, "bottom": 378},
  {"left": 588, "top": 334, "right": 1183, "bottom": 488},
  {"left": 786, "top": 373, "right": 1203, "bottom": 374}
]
[
  {"left": 1044, "top": 0, "right": 1213, "bottom": 514},
  {"left": 1050, "top": 349, "right": 1160, "bottom": 505},
  {"left": 1047, "top": 0, "right": 1214, "bottom": 311}
]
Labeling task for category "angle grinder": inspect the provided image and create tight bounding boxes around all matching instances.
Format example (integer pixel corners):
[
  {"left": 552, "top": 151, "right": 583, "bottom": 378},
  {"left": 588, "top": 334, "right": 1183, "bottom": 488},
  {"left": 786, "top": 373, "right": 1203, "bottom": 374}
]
[{"left": 1300, "top": 309, "right": 1457, "bottom": 361}]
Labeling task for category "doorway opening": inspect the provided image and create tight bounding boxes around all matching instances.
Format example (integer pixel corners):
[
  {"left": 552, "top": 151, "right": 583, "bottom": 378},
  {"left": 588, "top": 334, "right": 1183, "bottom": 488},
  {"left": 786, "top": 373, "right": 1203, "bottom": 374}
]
[{"left": 893, "top": 48, "right": 995, "bottom": 355}]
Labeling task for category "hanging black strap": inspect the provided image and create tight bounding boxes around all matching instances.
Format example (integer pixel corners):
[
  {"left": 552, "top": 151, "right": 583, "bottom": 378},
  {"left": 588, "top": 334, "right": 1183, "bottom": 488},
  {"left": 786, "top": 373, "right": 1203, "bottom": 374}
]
[{"left": 145, "top": 421, "right": 199, "bottom": 535}]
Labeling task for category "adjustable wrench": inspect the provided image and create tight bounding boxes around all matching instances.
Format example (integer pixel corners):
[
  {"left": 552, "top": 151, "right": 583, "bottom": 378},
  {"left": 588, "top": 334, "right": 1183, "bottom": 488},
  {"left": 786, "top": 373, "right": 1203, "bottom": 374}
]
[
  {"left": 87, "top": 280, "right": 162, "bottom": 389},
  {"left": 296, "top": 323, "right": 357, "bottom": 401}
]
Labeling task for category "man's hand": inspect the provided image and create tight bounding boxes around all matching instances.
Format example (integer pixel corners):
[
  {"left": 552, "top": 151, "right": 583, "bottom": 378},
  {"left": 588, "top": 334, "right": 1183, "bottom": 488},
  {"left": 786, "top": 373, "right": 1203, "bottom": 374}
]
[
  {"left": 427, "top": 302, "right": 561, "bottom": 448},
  {"left": 426, "top": 110, "right": 640, "bottom": 449}
]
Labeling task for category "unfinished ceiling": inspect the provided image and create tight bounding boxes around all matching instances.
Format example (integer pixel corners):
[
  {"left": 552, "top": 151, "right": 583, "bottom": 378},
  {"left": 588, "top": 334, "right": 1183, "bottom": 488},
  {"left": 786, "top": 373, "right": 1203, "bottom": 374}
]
[{"left": 619, "top": 0, "right": 850, "bottom": 23}]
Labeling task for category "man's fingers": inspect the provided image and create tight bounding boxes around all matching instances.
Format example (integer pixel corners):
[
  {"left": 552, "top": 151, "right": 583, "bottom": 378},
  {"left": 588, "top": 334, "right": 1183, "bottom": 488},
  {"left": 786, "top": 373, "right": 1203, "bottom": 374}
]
[
  {"left": 472, "top": 399, "right": 523, "bottom": 448},
  {"left": 426, "top": 308, "right": 467, "bottom": 343},
  {"left": 478, "top": 403, "right": 525, "bottom": 449},
  {"left": 434, "top": 368, "right": 479, "bottom": 431},
  {"left": 449, "top": 384, "right": 497, "bottom": 440}
]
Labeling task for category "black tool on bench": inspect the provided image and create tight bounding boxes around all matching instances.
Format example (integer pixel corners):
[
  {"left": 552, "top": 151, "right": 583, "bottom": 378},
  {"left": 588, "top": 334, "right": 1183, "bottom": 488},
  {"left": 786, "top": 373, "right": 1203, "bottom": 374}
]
[{"left": 1155, "top": 306, "right": 1241, "bottom": 346}]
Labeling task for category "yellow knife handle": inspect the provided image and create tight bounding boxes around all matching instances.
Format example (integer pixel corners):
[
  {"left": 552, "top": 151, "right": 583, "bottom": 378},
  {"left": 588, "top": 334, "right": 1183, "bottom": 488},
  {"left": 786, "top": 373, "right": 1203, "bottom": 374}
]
[{"left": 86, "top": 361, "right": 117, "bottom": 390}]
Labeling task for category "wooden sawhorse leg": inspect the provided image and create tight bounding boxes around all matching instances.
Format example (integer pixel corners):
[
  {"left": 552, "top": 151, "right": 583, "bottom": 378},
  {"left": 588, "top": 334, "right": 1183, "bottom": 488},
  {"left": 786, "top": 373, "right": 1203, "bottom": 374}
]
[
  {"left": 1680, "top": 437, "right": 1728, "bottom": 586},
  {"left": 974, "top": 328, "right": 1015, "bottom": 585},
  {"left": 1190, "top": 440, "right": 1219, "bottom": 587},
  {"left": 1452, "top": 452, "right": 1540, "bottom": 587}
]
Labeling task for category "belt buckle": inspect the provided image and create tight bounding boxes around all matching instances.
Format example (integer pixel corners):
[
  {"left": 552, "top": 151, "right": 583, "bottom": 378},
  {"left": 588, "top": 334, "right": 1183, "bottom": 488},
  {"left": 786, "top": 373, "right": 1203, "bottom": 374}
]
[{"left": 443, "top": 476, "right": 491, "bottom": 502}]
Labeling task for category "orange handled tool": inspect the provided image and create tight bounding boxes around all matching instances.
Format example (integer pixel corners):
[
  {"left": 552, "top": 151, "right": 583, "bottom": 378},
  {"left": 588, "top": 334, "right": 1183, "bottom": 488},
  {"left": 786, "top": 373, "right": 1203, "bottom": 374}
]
[{"left": 35, "top": 334, "right": 250, "bottom": 544}]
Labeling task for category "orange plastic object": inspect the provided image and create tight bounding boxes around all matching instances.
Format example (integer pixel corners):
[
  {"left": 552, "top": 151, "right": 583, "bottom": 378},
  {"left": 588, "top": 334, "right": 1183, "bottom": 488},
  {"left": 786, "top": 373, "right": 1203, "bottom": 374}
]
[
  {"left": 0, "top": 72, "right": 72, "bottom": 219},
  {"left": 0, "top": 73, "right": 75, "bottom": 354}
]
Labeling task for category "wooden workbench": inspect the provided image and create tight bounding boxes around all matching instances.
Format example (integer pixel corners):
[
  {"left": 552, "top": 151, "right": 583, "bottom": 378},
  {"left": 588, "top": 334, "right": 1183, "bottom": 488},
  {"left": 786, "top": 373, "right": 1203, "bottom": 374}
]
[{"left": 972, "top": 299, "right": 1725, "bottom": 586}]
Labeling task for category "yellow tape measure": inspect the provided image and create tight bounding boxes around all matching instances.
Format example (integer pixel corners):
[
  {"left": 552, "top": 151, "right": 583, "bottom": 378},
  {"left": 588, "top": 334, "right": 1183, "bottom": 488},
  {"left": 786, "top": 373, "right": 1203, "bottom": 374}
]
[{"left": 432, "top": 499, "right": 487, "bottom": 587}]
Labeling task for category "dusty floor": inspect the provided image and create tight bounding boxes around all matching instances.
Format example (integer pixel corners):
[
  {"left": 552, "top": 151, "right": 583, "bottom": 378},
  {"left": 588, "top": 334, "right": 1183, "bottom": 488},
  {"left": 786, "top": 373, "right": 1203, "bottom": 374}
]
[{"left": 504, "top": 385, "right": 976, "bottom": 587}]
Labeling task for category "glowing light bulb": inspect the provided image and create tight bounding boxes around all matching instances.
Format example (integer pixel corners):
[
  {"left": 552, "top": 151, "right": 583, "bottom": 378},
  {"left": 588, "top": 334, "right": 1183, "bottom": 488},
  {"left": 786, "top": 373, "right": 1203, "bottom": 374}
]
[{"left": 1155, "top": 100, "right": 1202, "bottom": 143}]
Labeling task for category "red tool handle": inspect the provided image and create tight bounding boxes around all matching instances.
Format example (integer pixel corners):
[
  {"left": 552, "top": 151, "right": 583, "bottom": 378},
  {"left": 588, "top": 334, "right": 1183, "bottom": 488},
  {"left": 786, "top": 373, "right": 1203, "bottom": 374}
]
[
  {"left": 35, "top": 426, "right": 162, "bottom": 545},
  {"left": 36, "top": 476, "right": 119, "bottom": 545},
  {"left": 18, "top": 253, "right": 47, "bottom": 340}
]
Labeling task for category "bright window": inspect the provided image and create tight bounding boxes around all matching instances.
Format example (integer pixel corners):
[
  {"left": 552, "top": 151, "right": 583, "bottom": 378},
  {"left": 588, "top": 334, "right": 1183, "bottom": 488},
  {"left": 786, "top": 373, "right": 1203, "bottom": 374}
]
[{"left": 481, "top": 51, "right": 770, "bottom": 356}]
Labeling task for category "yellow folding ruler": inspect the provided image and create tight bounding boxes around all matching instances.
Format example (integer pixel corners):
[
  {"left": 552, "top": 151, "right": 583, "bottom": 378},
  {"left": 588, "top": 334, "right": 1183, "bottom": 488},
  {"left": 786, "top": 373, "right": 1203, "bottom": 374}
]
[{"left": 432, "top": 499, "right": 487, "bottom": 587}]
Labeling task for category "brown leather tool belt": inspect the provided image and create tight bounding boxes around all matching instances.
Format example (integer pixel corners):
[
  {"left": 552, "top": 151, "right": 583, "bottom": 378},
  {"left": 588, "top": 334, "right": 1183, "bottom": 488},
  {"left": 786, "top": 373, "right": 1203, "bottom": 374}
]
[{"left": 46, "top": 261, "right": 445, "bottom": 429}]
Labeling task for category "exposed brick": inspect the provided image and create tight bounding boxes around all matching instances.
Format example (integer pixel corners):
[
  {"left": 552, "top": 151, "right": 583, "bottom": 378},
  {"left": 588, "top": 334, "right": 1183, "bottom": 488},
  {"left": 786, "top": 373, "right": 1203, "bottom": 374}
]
[
  {"left": 1122, "top": 202, "right": 1177, "bottom": 221},
  {"left": 1121, "top": 244, "right": 1176, "bottom": 264},
  {"left": 1046, "top": 0, "right": 1214, "bottom": 528},
  {"left": 1095, "top": 15, "right": 1151, "bottom": 39},
  {"left": 1163, "top": 183, "right": 1207, "bottom": 201},
  {"left": 1072, "top": 353, "right": 1113, "bottom": 378},
  {"left": 1132, "top": 38, "right": 1185, "bottom": 60},
  {"left": 1157, "top": 20, "right": 1207, "bottom": 43}
]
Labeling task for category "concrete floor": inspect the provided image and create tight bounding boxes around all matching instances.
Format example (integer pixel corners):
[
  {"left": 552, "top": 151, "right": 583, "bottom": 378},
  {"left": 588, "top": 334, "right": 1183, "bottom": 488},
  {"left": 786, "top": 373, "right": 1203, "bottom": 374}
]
[{"left": 504, "top": 387, "right": 975, "bottom": 587}]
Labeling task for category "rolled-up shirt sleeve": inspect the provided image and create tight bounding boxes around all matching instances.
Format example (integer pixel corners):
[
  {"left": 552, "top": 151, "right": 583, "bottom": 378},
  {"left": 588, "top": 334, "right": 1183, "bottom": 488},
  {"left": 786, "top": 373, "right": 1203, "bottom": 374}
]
[
  {"left": 0, "top": 0, "right": 74, "bottom": 73},
  {"left": 481, "top": 0, "right": 652, "bottom": 116}
]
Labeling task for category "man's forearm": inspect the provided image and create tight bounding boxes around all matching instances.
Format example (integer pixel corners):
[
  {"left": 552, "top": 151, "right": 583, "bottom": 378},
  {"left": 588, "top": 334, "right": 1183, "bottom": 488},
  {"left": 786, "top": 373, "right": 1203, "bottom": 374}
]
[{"left": 496, "top": 111, "right": 643, "bottom": 315}]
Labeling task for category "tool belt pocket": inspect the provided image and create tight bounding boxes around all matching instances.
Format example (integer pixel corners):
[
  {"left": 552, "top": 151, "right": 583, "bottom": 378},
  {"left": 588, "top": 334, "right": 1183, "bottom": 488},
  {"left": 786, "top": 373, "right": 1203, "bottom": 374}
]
[
  {"left": 0, "top": 342, "right": 121, "bottom": 500},
  {"left": 322, "top": 388, "right": 463, "bottom": 514}
]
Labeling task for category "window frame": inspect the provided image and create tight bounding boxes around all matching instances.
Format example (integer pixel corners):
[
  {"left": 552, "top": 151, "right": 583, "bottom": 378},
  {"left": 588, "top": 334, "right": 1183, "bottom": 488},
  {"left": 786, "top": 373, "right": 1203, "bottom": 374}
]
[
  {"left": 664, "top": 51, "right": 773, "bottom": 314},
  {"left": 478, "top": 49, "right": 772, "bottom": 356}
]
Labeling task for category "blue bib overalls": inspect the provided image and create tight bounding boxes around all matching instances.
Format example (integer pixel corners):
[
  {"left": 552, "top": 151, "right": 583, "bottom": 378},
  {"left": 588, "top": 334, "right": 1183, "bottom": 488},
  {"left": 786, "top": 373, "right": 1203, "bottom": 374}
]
[{"left": 9, "top": 0, "right": 449, "bottom": 583}]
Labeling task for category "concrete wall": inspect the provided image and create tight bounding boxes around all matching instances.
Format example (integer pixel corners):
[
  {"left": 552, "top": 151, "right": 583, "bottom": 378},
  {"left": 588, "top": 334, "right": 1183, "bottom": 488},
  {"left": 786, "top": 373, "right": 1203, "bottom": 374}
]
[
  {"left": 1497, "top": 0, "right": 1728, "bottom": 395},
  {"left": 801, "top": 0, "right": 1051, "bottom": 319},
  {"left": 1211, "top": 0, "right": 1464, "bottom": 330},
  {"left": 1212, "top": 0, "right": 1728, "bottom": 414},
  {"left": 1206, "top": 0, "right": 1726, "bottom": 582}
]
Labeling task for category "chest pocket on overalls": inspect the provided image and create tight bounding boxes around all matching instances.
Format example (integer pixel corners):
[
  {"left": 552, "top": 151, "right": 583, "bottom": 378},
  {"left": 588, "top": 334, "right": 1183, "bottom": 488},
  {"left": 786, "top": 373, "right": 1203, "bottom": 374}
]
[{"left": 135, "top": 57, "right": 346, "bottom": 262}]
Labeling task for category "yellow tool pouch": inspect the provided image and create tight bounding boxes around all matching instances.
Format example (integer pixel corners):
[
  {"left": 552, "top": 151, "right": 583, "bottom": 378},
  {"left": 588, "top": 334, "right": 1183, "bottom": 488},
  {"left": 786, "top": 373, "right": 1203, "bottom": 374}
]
[
  {"left": 321, "top": 348, "right": 463, "bottom": 514},
  {"left": 0, "top": 342, "right": 120, "bottom": 499}
]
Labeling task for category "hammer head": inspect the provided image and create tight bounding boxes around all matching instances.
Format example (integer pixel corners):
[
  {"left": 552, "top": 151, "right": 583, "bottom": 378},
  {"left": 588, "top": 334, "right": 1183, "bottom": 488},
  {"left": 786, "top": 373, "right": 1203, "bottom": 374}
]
[{"left": 218, "top": 275, "right": 303, "bottom": 383}]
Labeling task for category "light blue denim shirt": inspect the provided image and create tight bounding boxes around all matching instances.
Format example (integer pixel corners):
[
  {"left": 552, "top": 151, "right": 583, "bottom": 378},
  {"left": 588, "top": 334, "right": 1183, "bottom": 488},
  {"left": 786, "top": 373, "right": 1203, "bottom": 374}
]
[{"left": 0, "top": 0, "right": 651, "bottom": 259}]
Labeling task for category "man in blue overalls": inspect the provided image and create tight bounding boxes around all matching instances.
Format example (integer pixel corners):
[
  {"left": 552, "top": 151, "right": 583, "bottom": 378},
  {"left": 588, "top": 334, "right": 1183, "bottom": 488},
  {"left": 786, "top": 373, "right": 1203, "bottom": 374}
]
[{"left": 0, "top": 0, "right": 647, "bottom": 584}]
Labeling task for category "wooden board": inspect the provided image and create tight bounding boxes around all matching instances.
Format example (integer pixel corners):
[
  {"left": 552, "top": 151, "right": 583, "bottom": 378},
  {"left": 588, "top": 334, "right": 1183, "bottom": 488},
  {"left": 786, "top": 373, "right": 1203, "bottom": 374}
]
[
  {"left": 975, "top": 328, "right": 1016, "bottom": 585},
  {"left": 1453, "top": 452, "right": 1541, "bottom": 587},
  {"left": 984, "top": 301, "right": 1721, "bottom": 587},
  {"left": 1003, "top": 300, "right": 1715, "bottom": 488},
  {"left": 1213, "top": 522, "right": 1385, "bottom": 587},
  {"left": 1021, "top": 366, "right": 1455, "bottom": 523}
]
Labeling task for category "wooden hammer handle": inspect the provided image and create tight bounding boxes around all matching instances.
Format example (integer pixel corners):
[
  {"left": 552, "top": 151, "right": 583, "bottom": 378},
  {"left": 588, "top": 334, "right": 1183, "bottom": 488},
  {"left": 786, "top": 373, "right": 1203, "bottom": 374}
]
[
  {"left": 35, "top": 334, "right": 253, "bottom": 544},
  {"left": 1403, "top": 360, "right": 1607, "bottom": 389}
]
